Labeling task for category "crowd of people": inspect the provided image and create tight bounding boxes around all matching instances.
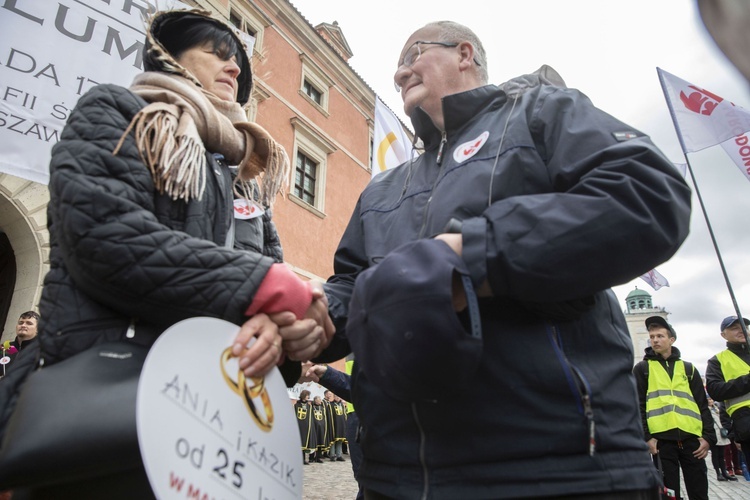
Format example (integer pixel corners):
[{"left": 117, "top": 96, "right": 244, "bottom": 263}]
[
  {"left": 1, "top": 2, "right": 750, "bottom": 499},
  {"left": 634, "top": 314, "right": 750, "bottom": 499},
  {"left": 294, "top": 388, "right": 349, "bottom": 465}
]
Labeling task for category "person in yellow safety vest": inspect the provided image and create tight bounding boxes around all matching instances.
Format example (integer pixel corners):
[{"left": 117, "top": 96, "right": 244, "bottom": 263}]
[
  {"left": 633, "top": 316, "right": 714, "bottom": 500},
  {"left": 706, "top": 316, "right": 750, "bottom": 457}
]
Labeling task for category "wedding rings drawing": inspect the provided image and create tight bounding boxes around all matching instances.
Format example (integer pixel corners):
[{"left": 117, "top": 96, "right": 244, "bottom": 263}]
[{"left": 220, "top": 347, "right": 274, "bottom": 432}]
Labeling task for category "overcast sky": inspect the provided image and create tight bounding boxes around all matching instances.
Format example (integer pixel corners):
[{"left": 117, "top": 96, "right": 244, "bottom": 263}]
[{"left": 296, "top": 0, "right": 750, "bottom": 375}]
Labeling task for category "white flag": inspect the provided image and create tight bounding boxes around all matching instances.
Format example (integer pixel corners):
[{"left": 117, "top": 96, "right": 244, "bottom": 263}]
[
  {"left": 639, "top": 269, "right": 670, "bottom": 291},
  {"left": 658, "top": 68, "right": 750, "bottom": 183},
  {"left": 371, "top": 96, "right": 413, "bottom": 179},
  {"left": 673, "top": 162, "right": 687, "bottom": 178}
]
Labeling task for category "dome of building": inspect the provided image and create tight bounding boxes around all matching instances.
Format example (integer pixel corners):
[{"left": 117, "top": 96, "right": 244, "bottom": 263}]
[
  {"left": 626, "top": 288, "right": 650, "bottom": 299},
  {"left": 626, "top": 287, "right": 652, "bottom": 311}
]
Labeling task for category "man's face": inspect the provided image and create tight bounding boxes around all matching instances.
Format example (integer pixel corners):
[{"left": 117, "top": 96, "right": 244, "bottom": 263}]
[
  {"left": 648, "top": 327, "right": 674, "bottom": 357},
  {"left": 324, "top": 391, "right": 333, "bottom": 402},
  {"left": 15, "top": 316, "right": 37, "bottom": 342},
  {"left": 721, "top": 322, "right": 747, "bottom": 344},
  {"left": 394, "top": 26, "right": 460, "bottom": 119}
]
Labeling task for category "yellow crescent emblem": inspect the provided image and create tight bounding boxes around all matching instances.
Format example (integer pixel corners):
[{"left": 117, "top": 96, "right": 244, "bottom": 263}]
[{"left": 376, "top": 132, "right": 399, "bottom": 173}]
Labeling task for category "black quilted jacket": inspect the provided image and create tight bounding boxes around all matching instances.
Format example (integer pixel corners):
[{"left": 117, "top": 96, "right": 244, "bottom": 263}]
[{"left": 0, "top": 84, "right": 293, "bottom": 436}]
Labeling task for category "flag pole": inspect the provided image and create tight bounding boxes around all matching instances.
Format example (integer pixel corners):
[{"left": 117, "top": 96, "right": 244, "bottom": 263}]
[{"left": 657, "top": 68, "right": 749, "bottom": 343}]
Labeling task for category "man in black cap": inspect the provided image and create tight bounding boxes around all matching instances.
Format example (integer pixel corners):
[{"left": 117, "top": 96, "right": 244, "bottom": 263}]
[
  {"left": 633, "top": 316, "right": 713, "bottom": 500},
  {"left": 706, "top": 316, "right": 750, "bottom": 453}
]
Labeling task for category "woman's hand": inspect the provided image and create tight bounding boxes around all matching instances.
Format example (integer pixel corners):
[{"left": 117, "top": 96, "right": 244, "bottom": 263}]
[{"left": 231, "top": 313, "right": 283, "bottom": 377}]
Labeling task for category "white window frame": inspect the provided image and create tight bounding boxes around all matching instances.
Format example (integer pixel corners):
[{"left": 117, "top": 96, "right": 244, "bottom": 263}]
[
  {"left": 290, "top": 117, "right": 337, "bottom": 216},
  {"left": 299, "top": 54, "right": 334, "bottom": 116}
]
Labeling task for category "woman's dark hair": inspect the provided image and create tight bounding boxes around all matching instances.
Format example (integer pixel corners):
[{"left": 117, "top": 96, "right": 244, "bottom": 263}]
[
  {"left": 144, "top": 11, "right": 253, "bottom": 104},
  {"left": 158, "top": 18, "right": 240, "bottom": 62},
  {"left": 299, "top": 390, "right": 311, "bottom": 400}
]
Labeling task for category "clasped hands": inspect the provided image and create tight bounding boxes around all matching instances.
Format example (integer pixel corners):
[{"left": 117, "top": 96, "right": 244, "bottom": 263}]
[{"left": 231, "top": 282, "right": 334, "bottom": 378}]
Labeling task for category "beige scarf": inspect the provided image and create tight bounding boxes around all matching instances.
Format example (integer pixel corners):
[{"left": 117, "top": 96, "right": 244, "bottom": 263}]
[{"left": 113, "top": 72, "right": 289, "bottom": 206}]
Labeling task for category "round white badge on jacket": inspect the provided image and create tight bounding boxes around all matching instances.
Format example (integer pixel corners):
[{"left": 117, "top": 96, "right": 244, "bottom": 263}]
[
  {"left": 453, "top": 131, "right": 489, "bottom": 163},
  {"left": 137, "top": 317, "right": 303, "bottom": 499}
]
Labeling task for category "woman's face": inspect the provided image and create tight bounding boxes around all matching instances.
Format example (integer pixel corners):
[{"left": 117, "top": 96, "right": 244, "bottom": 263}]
[{"left": 176, "top": 41, "right": 240, "bottom": 102}]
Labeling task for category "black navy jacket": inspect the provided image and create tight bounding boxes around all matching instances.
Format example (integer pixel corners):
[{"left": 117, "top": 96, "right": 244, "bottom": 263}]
[{"left": 322, "top": 81, "right": 691, "bottom": 498}]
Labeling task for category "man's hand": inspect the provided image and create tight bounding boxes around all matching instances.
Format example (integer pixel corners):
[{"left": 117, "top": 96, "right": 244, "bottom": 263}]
[
  {"left": 269, "top": 282, "right": 335, "bottom": 362},
  {"left": 303, "top": 364, "right": 329, "bottom": 383},
  {"left": 647, "top": 437, "right": 658, "bottom": 455},
  {"left": 693, "top": 437, "right": 710, "bottom": 459}
]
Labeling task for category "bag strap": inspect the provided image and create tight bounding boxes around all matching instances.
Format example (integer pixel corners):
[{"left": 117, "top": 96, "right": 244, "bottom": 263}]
[{"left": 684, "top": 360, "right": 694, "bottom": 382}]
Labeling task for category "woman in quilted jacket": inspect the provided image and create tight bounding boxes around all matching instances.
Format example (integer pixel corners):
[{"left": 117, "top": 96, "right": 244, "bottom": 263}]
[{"left": 0, "top": 8, "right": 333, "bottom": 499}]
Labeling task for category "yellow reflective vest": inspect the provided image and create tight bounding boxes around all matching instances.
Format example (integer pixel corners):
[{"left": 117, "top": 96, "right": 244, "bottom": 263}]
[
  {"left": 715, "top": 350, "right": 750, "bottom": 416},
  {"left": 646, "top": 360, "right": 702, "bottom": 436},
  {"left": 345, "top": 358, "right": 355, "bottom": 414}
]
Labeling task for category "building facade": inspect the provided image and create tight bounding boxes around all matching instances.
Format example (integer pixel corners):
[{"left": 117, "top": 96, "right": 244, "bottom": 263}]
[{"left": 0, "top": 0, "right": 391, "bottom": 362}]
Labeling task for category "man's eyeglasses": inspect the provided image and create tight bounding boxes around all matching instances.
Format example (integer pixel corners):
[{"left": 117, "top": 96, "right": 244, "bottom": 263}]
[{"left": 393, "top": 41, "right": 458, "bottom": 92}]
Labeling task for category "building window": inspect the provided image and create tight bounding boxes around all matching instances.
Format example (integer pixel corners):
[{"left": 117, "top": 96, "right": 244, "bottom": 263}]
[
  {"left": 303, "top": 79, "right": 322, "bottom": 105},
  {"left": 299, "top": 54, "right": 334, "bottom": 115},
  {"left": 227, "top": 3, "right": 270, "bottom": 56},
  {"left": 294, "top": 152, "right": 317, "bottom": 205},
  {"left": 230, "top": 10, "right": 257, "bottom": 39},
  {"left": 290, "top": 117, "right": 337, "bottom": 216}
]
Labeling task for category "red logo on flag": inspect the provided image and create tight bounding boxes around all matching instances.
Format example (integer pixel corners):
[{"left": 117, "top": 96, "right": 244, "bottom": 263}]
[{"left": 679, "top": 85, "right": 725, "bottom": 116}]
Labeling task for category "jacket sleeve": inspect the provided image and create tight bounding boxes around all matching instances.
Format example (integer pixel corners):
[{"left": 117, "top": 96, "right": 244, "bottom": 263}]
[
  {"left": 47, "top": 85, "right": 274, "bottom": 326},
  {"left": 461, "top": 86, "right": 692, "bottom": 302},
  {"left": 318, "top": 365, "right": 352, "bottom": 401},
  {"left": 317, "top": 198, "right": 368, "bottom": 362},
  {"left": 632, "top": 361, "right": 651, "bottom": 441},
  {"left": 690, "top": 368, "right": 717, "bottom": 444},
  {"left": 705, "top": 353, "right": 750, "bottom": 401}
]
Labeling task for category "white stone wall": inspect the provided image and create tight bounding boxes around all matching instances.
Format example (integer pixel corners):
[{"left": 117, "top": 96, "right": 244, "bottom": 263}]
[{"left": 0, "top": 173, "right": 49, "bottom": 342}]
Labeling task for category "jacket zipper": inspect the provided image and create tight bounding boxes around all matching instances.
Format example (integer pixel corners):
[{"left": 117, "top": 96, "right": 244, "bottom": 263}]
[
  {"left": 548, "top": 324, "right": 596, "bottom": 455},
  {"left": 411, "top": 403, "right": 430, "bottom": 500},
  {"left": 418, "top": 132, "right": 448, "bottom": 239},
  {"left": 126, "top": 318, "right": 136, "bottom": 338}
]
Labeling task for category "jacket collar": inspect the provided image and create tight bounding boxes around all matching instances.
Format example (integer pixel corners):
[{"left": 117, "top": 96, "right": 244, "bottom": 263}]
[
  {"left": 409, "top": 85, "right": 504, "bottom": 150},
  {"left": 727, "top": 342, "right": 749, "bottom": 354},
  {"left": 644, "top": 345, "right": 681, "bottom": 362}
]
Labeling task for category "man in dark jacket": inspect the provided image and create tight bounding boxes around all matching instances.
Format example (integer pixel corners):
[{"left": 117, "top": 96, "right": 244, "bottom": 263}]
[
  {"left": 633, "top": 316, "right": 713, "bottom": 500},
  {"left": 706, "top": 316, "right": 750, "bottom": 452},
  {"left": 306, "top": 19, "right": 691, "bottom": 499},
  {"left": 0, "top": 311, "right": 39, "bottom": 377}
]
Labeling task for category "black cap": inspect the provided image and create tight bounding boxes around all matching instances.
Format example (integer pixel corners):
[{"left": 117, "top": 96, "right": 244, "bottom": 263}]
[
  {"left": 347, "top": 239, "right": 482, "bottom": 402},
  {"left": 645, "top": 315, "right": 676, "bottom": 339},
  {"left": 142, "top": 9, "right": 253, "bottom": 105}
]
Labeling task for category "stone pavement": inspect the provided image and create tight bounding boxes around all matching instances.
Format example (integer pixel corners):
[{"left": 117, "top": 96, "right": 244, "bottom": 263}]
[
  {"left": 685, "top": 454, "right": 750, "bottom": 500},
  {"left": 302, "top": 453, "right": 359, "bottom": 499},
  {"left": 301, "top": 450, "right": 750, "bottom": 499}
]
